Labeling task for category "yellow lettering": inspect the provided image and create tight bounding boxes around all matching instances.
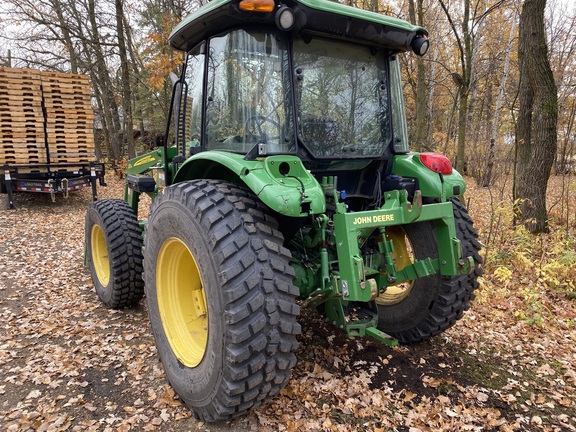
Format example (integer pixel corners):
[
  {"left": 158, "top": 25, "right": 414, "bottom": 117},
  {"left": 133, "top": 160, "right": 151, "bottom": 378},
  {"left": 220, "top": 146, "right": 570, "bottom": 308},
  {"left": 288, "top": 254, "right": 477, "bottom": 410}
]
[
  {"left": 353, "top": 216, "right": 372, "bottom": 225},
  {"left": 381, "top": 214, "right": 394, "bottom": 222},
  {"left": 134, "top": 155, "right": 156, "bottom": 167},
  {"left": 352, "top": 214, "right": 395, "bottom": 225}
]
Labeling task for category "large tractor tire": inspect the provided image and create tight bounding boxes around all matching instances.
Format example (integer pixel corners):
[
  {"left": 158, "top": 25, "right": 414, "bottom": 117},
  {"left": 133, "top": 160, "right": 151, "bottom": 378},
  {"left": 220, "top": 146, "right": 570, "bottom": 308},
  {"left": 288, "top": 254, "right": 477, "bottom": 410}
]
[
  {"left": 85, "top": 199, "right": 144, "bottom": 308},
  {"left": 376, "top": 198, "right": 482, "bottom": 344},
  {"left": 143, "top": 179, "right": 300, "bottom": 422}
]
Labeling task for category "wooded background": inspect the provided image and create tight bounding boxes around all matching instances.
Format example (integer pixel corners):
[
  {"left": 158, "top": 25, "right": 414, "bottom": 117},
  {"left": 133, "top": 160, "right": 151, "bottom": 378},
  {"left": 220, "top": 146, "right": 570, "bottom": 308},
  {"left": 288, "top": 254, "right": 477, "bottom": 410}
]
[{"left": 0, "top": 0, "right": 573, "bottom": 232}]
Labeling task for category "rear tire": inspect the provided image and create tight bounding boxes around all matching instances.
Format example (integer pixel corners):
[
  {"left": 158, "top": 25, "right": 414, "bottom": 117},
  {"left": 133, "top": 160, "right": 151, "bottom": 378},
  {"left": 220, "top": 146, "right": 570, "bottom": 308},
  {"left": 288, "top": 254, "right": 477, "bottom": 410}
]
[
  {"left": 376, "top": 198, "right": 482, "bottom": 344},
  {"left": 144, "top": 179, "right": 300, "bottom": 422},
  {"left": 85, "top": 199, "right": 144, "bottom": 308}
]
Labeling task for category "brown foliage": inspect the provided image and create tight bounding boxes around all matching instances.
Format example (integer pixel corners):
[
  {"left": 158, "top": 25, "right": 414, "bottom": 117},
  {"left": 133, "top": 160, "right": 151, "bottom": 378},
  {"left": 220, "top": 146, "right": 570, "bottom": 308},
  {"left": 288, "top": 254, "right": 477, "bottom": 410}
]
[{"left": 0, "top": 175, "right": 574, "bottom": 431}]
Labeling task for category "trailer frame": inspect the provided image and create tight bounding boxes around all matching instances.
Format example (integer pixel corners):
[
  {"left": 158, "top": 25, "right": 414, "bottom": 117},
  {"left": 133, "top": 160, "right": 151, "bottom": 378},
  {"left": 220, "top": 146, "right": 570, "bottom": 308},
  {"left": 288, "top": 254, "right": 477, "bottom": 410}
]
[{"left": 1, "top": 161, "right": 105, "bottom": 209}]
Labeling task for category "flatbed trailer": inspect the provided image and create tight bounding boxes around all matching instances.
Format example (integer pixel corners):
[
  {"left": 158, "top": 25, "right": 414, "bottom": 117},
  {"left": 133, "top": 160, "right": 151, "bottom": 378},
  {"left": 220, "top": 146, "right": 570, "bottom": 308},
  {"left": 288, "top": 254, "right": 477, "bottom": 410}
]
[
  {"left": 2, "top": 161, "right": 105, "bottom": 209},
  {"left": 0, "top": 66, "right": 100, "bottom": 209}
]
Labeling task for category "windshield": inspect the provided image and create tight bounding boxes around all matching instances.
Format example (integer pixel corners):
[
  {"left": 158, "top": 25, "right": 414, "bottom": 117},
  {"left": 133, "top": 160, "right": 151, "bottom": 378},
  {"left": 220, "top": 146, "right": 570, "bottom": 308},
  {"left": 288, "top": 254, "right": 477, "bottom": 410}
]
[
  {"left": 191, "top": 30, "right": 394, "bottom": 158},
  {"left": 293, "top": 37, "right": 392, "bottom": 159},
  {"left": 204, "top": 30, "right": 294, "bottom": 154}
]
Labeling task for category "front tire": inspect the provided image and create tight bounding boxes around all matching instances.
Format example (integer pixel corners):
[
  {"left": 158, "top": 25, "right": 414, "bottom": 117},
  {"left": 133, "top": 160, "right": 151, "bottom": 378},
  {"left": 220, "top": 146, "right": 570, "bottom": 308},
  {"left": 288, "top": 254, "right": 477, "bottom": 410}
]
[
  {"left": 85, "top": 199, "right": 144, "bottom": 308},
  {"left": 376, "top": 198, "right": 482, "bottom": 344},
  {"left": 144, "top": 180, "right": 300, "bottom": 422}
]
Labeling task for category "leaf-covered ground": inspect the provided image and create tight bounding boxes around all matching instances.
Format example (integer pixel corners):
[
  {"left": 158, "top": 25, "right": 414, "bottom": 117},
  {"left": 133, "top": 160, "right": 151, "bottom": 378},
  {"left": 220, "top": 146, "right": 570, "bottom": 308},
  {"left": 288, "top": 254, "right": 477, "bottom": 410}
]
[{"left": 1, "top": 175, "right": 575, "bottom": 431}]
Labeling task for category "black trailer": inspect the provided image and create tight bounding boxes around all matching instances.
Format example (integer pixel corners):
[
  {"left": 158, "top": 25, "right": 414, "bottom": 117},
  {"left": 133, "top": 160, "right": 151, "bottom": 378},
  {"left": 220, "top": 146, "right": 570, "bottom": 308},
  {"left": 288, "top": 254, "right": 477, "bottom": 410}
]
[{"left": 1, "top": 161, "right": 105, "bottom": 209}]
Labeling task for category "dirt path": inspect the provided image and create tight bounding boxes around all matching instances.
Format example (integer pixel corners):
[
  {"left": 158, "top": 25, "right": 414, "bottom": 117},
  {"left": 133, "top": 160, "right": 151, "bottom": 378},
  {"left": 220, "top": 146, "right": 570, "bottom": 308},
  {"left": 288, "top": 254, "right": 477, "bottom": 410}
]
[{"left": 1, "top": 179, "right": 574, "bottom": 431}]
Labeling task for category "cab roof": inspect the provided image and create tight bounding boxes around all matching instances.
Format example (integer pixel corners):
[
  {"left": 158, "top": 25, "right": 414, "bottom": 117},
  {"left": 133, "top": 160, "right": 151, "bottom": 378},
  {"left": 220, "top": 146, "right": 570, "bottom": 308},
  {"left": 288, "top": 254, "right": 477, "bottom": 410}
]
[{"left": 169, "top": 0, "right": 427, "bottom": 53}]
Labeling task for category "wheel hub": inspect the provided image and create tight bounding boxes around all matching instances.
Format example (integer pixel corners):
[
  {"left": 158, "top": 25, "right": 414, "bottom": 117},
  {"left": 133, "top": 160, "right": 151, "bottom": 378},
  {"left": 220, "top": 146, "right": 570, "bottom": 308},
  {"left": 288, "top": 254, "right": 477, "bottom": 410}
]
[
  {"left": 375, "top": 226, "right": 415, "bottom": 306},
  {"left": 91, "top": 224, "right": 110, "bottom": 286},
  {"left": 157, "top": 237, "right": 208, "bottom": 367}
]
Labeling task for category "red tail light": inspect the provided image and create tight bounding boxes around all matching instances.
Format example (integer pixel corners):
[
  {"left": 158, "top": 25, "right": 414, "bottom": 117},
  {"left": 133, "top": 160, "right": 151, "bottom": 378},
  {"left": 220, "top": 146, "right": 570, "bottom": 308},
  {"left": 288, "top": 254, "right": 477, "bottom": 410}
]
[{"left": 419, "top": 153, "right": 453, "bottom": 175}]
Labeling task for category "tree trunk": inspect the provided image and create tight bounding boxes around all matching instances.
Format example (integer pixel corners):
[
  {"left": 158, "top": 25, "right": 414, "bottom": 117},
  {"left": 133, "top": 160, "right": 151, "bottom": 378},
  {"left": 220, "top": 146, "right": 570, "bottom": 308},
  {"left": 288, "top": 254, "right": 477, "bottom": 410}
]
[
  {"left": 515, "top": 0, "right": 558, "bottom": 233},
  {"left": 439, "top": 0, "right": 472, "bottom": 173},
  {"left": 555, "top": 100, "right": 575, "bottom": 174},
  {"left": 426, "top": 42, "right": 438, "bottom": 147},
  {"left": 456, "top": 83, "right": 469, "bottom": 173},
  {"left": 408, "top": 0, "right": 428, "bottom": 152},
  {"left": 50, "top": 0, "right": 79, "bottom": 74},
  {"left": 122, "top": 12, "right": 147, "bottom": 142},
  {"left": 115, "top": 0, "right": 135, "bottom": 159},
  {"left": 86, "top": 0, "right": 122, "bottom": 159},
  {"left": 443, "top": 92, "right": 459, "bottom": 155},
  {"left": 483, "top": 12, "right": 518, "bottom": 187}
]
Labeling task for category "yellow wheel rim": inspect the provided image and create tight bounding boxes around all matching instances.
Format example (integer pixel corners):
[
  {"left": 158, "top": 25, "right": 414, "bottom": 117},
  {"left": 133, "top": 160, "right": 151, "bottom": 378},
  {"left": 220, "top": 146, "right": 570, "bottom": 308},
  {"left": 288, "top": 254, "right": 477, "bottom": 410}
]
[
  {"left": 91, "top": 224, "right": 110, "bottom": 286},
  {"left": 157, "top": 237, "right": 208, "bottom": 367},
  {"left": 375, "top": 226, "right": 416, "bottom": 306}
]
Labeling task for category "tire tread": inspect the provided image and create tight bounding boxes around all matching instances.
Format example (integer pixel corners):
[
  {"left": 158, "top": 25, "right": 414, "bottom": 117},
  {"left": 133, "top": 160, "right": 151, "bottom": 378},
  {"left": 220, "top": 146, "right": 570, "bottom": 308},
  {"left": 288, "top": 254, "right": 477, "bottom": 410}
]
[
  {"left": 386, "top": 198, "right": 482, "bottom": 344},
  {"left": 85, "top": 199, "right": 144, "bottom": 309},
  {"left": 145, "top": 180, "right": 300, "bottom": 422}
]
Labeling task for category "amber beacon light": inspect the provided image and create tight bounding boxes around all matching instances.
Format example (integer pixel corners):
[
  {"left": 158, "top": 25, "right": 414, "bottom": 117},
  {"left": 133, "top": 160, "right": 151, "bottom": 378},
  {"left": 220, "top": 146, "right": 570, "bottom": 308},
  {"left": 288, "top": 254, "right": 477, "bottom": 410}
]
[{"left": 239, "top": 0, "right": 275, "bottom": 12}]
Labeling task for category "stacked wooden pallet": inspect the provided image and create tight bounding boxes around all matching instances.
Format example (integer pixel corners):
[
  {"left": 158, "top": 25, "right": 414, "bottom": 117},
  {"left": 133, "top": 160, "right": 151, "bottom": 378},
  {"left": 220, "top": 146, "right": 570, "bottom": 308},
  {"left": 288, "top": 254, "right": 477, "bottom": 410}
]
[
  {"left": 42, "top": 71, "right": 94, "bottom": 165},
  {"left": 0, "top": 67, "right": 94, "bottom": 168},
  {"left": 0, "top": 67, "right": 47, "bottom": 167}
]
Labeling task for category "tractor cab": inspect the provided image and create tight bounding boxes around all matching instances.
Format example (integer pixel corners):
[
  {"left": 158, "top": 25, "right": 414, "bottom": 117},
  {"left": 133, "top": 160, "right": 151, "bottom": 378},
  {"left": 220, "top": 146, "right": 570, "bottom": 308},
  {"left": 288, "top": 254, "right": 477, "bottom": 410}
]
[
  {"left": 165, "top": 0, "right": 447, "bottom": 213},
  {"left": 178, "top": 27, "right": 409, "bottom": 159}
]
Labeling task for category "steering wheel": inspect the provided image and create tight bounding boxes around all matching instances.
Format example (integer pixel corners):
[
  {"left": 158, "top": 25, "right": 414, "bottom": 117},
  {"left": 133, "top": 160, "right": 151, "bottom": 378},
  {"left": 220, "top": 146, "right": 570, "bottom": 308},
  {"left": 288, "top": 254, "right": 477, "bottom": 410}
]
[{"left": 244, "top": 115, "right": 281, "bottom": 143}]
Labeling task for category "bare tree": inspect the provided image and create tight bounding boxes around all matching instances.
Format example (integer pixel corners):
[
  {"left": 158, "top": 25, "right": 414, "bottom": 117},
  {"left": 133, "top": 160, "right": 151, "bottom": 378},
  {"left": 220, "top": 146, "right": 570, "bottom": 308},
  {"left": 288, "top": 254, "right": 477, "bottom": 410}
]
[
  {"left": 482, "top": 7, "right": 518, "bottom": 187},
  {"left": 407, "top": 0, "right": 429, "bottom": 152},
  {"left": 437, "top": 0, "right": 505, "bottom": 173},
  {"left": 115, "top": 0, "right": 135, "bottom": 158},
  {"left": 437, "top": 0, "right": 473, "bottom": 173}
]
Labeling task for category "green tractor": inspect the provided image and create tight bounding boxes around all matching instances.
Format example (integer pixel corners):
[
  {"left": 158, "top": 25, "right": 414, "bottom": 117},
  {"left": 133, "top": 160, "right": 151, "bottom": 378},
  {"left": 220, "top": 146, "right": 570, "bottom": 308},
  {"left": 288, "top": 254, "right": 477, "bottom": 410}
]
[{"left": 85, "top": 0, "right": 482, "bottom": 422}]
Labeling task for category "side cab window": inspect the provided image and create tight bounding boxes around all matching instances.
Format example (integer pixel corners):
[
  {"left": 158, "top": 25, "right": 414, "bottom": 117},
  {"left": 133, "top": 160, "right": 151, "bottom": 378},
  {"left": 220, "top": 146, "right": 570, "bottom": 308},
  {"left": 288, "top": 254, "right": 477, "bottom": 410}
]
[{"left": 181, "top": 45, "right": 205, "bottom": 156}]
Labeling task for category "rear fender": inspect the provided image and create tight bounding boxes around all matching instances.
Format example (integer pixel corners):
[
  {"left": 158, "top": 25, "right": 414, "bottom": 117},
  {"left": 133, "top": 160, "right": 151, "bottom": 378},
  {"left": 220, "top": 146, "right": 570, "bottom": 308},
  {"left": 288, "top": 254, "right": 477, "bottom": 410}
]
[
  {"left": 392, "top": 153, "right": 465, "bottom": 200},
  {"left": 173, "top": 151, "right": 325, "bottom": 217}
]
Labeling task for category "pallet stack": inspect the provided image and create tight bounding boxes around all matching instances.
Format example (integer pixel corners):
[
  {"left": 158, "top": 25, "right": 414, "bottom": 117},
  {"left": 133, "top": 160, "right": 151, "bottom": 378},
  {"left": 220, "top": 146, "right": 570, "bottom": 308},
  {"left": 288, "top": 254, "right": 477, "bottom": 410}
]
[
  {"left": 42, "top": 71, "right": 94, "bottom": 166},
  {"left": 0, "top": 67, "right": 47, "bottom": 168},
  {"left": 0, "top": 67, "right": 94, "bottom": 170}
]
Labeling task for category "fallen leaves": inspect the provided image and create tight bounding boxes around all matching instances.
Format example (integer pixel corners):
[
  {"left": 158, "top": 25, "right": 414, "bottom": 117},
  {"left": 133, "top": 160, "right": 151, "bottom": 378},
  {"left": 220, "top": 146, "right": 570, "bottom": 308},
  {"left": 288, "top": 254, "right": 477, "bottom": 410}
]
[{"left": 0, "top": 175, "right": 575, "bottom": 431}]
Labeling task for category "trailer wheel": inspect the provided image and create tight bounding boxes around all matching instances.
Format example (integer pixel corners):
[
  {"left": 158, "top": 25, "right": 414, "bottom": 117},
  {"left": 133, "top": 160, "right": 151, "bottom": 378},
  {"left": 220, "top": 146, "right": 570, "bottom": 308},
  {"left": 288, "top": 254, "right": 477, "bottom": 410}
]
[
  {"left": 85, "top": 199, "right": 144, "bottom": 308},
  {"left": 144, "top": 179, "right": 300, "bottom": 422},
  {"left": 376, "top": 198, "right": 482, "bottom": 344}
]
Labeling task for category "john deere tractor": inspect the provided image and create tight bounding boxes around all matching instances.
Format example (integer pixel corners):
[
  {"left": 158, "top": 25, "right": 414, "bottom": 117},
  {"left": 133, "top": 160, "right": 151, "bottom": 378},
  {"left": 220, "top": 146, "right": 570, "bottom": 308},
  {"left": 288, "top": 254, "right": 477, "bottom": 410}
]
[{"left": 85, "top": 0, "right": 482, "bottom": 422}]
